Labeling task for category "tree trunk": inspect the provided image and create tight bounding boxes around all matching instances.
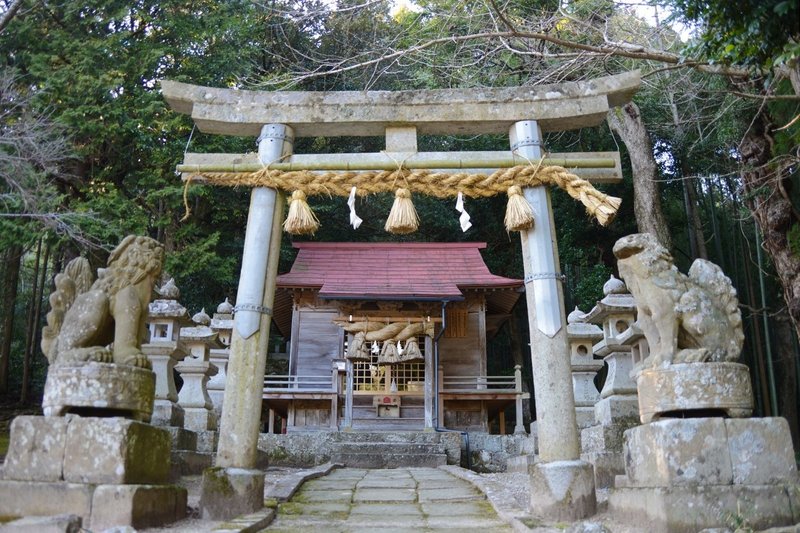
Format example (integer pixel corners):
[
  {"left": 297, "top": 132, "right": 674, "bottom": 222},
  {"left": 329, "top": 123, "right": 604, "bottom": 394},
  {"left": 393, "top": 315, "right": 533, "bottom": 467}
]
[
  {"left": 0, "top": 244, "right": 22, "bottom": 396},
  {"left": 607, "top": 102, "right": 672, "bottom": 249},
  {"left": 739, "top": 111, "right": 800, "bottom": 357},
  {"left": 20, "top": 237, "right": 42, "bottom": 404},
  {"left": 682, "top": 172, "right": 708, "bottom": 260}
]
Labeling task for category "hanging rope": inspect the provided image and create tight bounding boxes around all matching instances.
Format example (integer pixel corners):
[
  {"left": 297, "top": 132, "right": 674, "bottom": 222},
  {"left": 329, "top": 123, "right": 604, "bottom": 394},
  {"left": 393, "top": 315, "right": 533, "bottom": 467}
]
[{"left": 181, "top": 164, "right": 621, "bottom": 229}]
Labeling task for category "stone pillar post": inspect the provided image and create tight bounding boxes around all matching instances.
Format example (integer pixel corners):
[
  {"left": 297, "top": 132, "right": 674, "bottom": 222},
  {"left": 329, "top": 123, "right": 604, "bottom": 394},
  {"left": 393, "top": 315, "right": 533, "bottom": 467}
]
[
  {"left": 567, "top": 308, "right": 604, "bottom": 430},
  {"left": 202, "top": 124, "right": 291, "bottom": 520},
  {"left": 511, "top": 120, "right": 595, "bottom": 520}
]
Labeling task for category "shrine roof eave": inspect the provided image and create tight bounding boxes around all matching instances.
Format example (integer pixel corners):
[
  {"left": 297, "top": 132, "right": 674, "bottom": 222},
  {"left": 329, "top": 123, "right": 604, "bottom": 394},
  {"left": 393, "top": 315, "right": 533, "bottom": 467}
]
[{"left": 160, "top": 71, "right": 640, "bottom": 137}]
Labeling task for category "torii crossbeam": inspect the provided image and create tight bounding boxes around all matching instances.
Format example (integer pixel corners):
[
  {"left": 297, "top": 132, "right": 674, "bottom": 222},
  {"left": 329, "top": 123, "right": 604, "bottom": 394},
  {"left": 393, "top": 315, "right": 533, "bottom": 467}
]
[{"left": 162, "top": 71, "right": 640, "bottom": 521}]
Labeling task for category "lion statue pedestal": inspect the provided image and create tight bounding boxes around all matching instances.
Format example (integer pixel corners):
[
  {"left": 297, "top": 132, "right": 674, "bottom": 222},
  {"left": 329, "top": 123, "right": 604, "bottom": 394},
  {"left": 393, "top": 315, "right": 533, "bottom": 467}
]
[
  {"left": 43, "top": 362, "right": 155, "bottom": 422},
  {"left": 607, "top": 233, "right": 799, "bottom": 533},
  {"left": 0, "top": 236, "right": 187, "bottom": 531}
]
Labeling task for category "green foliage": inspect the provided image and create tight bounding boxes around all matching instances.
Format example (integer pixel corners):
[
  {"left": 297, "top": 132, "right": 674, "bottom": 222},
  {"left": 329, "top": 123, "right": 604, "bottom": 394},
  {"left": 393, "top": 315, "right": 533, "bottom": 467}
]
[{"left": 666, "top": 0, "right": 800, "bottom": 71}]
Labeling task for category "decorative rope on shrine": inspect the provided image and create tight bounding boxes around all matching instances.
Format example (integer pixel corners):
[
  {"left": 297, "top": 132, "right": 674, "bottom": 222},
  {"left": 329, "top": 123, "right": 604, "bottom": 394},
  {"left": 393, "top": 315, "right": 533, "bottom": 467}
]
[{"left": 181, "top": 164, "right": 621, "bottom": 233}]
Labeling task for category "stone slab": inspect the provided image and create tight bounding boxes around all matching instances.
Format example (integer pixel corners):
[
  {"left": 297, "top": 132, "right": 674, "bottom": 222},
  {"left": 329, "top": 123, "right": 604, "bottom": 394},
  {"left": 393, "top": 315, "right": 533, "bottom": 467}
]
[
  {"left": 529, "top": 460, "right": 596, "bottom": 521},
  {"left": 353, "top": 488, "right": 416, "bottom": 502},
  {"left": 200, "top": 467, "right": 266, "bottom": 520},
  {"left": 349, "top": 503, "right": 422, "bottom": 516},
  {"left": 609, "top": 484, "right": 800, "bottom": 533},
  {"left": 725, "top": 417, "right": 798, "bottom": 485},
  {"left": 88, "top": 484, "right": 188, "bottom": 531},
  {"left": 0, "top": 514, "right": 81, "bottom": 533},
  {"left": 357, "top": 477, "right": 416, "bottom": 489},
  {"left": 624, "top": 418, "right": 733, "bottom": 487},
  {"left": 63, "top": 417, "right": 170, "bottom": 484},
  {"left": 3, "top": 416, "right": 70, "bottom": 482},
  {"left": 0, "top": 480, "right": 94, "bottom": 519},
  {"left": 418, "top": 486, "right": 483, "bottom": 502}
]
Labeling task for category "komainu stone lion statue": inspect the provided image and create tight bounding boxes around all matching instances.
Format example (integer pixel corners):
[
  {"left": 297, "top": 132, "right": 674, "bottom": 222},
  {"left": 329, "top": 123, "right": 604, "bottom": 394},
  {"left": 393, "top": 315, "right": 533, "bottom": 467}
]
[
  {"left": 41, "top": 235, "right": 164, "bottom": 368},
  {"left": 613, "top": 233, "right": 744, "bottom": 367}
]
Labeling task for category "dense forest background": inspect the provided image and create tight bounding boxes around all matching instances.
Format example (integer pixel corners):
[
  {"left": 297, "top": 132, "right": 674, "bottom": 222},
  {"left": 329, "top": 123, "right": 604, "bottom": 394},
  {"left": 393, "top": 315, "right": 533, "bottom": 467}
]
[{"left": 1, "top": 0, "right": 798, "bottom": 440}]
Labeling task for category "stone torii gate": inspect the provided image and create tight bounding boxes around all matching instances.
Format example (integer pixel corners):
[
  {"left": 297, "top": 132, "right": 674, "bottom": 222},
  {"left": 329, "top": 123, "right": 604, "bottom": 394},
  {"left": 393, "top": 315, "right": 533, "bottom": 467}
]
[{"left": 161, "top": 71, "right": 640, "bottom": 520}]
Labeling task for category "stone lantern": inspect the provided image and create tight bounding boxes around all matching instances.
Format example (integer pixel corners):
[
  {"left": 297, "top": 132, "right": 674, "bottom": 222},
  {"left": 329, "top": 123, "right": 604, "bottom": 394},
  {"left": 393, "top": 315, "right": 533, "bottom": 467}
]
[
  {"left": 579, "top": 275, "right": 639, "bottom": 489},
  {"left": 208, "top": 298, "right": 234, "bottom": 418},
  {"left": 176, "top": 309, "right": 221, "bottom": 432},
  {"left": 566, "top": 307, "right": 604, "bottom": 429},
  {"left": 143, "top": 278, "right": 190, "bottom": 426}
]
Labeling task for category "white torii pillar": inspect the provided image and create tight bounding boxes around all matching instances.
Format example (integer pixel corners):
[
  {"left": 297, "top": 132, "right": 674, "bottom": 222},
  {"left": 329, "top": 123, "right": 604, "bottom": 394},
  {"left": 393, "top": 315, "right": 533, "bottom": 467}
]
[
  {"left": 511, "top": 120, "right": 596, "bottom": 520},
  {"left": 200, "top": 124, "right": 292, "bottom": 520}
]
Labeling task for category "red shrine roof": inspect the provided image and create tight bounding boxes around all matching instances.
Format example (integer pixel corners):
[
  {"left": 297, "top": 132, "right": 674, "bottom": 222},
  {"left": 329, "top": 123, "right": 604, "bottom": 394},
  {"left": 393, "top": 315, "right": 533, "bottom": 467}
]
[{"left": 276, "top": 242, "right": 522, "bottom": 301}]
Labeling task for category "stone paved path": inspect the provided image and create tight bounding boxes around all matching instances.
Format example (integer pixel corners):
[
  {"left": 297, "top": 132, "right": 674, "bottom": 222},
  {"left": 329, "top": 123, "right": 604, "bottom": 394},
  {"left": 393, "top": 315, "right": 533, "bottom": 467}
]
[{"left": 265, "top": 467, "right": 514, "bottom": 532}]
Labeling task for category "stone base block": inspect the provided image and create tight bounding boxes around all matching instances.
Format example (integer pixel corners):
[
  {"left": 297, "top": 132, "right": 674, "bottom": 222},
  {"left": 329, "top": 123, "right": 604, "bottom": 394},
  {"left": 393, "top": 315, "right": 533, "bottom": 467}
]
[
  {"left": 0, "top": 514, "right": 82, "bottom": 533},
  {"left": 581, "top": 423, "right": 627, "bottom": 454},
  {"left": 609, "top": 484, "right": 800, "bottom": 533},
  {"left": 593, "top": 395, "right": 640, "bottom": 426},
  {"left": 151, "top": 400, "right": 184, "bottom": 427},
  {"left": 195, "top": 430, "right": 219, "bottom": 453},
  {"left": 623, "top": 418, "right": 797, "bottom": 487},
  {"left": 163, "top": 426, "right": 198, "bottom": 451},
  {"left": 62, "top": 417, "right": 170, "bottom": 484},
  {"left": 42, "top": 362, "right": 155, "bottom": 422},
  {"left": 3, "top": 416, "right": 71, "bottom": 481},
  {"left": 0, "top": 480, "right": 94, "bottom": 519},
  {"left": 581, "top": 450, "right": 624, "bottom": 489},
  {"left": 88, "top": 484, "right": 188, "bottom": 531},
  {"left": 636, "top": 362, "right": 753, "bottom": 423},
  {"left": 575, "top": 408, "right": 595, "bottom": 429},
  {"left": 3, "top": 416, "right": 170, "bottom": 485},
  {"left": 200, "top": 467, "right": 265, "bottom": 520},
  {"left": 184, "top": 407, "right": 217, "bottom": 432},
  {"left": 0, "top": 480, "right": 94, "bottom": 518},
  {"left": 172, "top": 450, "right": 214, "bottom": 476},
  {"left": 529, "top": 460, "right": 596, "bottom": 521}
]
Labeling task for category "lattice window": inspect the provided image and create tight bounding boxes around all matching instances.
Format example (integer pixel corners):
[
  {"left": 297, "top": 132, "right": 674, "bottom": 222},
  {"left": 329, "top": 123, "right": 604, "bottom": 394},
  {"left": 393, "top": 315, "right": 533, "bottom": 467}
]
[{"left": 348, "top": 337, "right": 426, "bottom": 392}]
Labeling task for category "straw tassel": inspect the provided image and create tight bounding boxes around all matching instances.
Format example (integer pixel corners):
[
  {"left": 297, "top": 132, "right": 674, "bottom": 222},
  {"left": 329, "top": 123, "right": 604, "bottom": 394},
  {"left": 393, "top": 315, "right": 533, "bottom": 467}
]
[
  {"left": 384, "top": 188, "right": 419, "bottom": 234},
  {"left": 283, "top": 190, "right": 319, "bottom": 235},
  {"left": 504, "top": 185, "right": 534, "bottom": 232},
  {"left": 377, "top": 339, "right": 399, "bottom": 365},
  {"left": 400, "top": 337, "right": 423, "bottom": 362},
  {"left": 346, "top": 331, "right": 370, "bottom": 361}
]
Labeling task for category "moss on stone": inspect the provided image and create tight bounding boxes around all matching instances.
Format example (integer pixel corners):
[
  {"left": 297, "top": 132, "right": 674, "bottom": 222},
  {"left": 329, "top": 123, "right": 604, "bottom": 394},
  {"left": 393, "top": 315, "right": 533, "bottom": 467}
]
[{"left": 202, "top": 466, "right": 236, "bottom": 497}]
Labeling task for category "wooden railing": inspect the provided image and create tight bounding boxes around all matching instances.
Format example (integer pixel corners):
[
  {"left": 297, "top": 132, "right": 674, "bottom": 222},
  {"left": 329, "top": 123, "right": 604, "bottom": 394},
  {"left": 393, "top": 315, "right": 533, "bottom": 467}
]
[
  {"left": 263, "top": 373, "right": 337, "bottom": 392},
  {"left": 439, "top": 365, "right": 523, "bottom": 393}
]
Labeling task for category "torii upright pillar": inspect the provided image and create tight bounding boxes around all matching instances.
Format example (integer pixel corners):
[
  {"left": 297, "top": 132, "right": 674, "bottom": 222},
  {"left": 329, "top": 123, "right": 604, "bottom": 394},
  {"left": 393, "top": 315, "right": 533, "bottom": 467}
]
[
  {"left": 200, "top": 124, "right": 292, "bottom": 520},
  {"left": 511, "top": 121, "right": 596, "bottom": 519}
]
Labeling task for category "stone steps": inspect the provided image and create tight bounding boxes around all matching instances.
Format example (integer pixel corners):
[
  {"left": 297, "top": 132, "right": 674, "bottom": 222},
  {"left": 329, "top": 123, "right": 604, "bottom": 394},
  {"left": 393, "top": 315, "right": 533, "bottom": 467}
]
[{"left": 330, "top": 441, "right": 448, "bottom": 468}]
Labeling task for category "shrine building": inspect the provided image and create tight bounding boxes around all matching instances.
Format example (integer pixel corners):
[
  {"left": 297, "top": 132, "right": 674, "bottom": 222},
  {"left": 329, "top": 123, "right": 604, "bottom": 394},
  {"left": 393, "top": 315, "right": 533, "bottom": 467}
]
[{"left": 266, "top": 242, "right": 526, "bottom": 433}]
